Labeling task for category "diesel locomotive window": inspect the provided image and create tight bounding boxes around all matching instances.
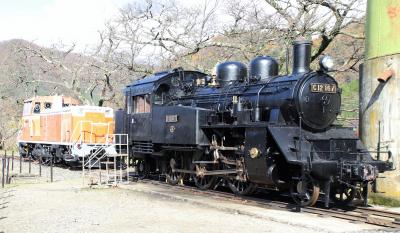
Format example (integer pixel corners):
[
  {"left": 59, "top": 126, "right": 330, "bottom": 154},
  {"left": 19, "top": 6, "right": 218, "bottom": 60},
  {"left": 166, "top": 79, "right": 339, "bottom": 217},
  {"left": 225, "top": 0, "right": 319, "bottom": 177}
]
[
  {"left": 23, "top": 101, "right": 32, "bottom": 116},
  {"left": 133, "top": 94, "right": 151, "bottom": 113},
  {"left": 33, "top": 102, "right": 41, "bottom": 114}
]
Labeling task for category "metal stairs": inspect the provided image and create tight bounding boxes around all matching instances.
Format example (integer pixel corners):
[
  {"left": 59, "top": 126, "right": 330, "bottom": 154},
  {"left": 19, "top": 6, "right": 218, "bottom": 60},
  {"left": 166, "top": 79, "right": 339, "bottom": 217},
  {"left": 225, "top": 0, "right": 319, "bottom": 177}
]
[{"left": 82, "top": 134, "right": 130, "bottom": 186}]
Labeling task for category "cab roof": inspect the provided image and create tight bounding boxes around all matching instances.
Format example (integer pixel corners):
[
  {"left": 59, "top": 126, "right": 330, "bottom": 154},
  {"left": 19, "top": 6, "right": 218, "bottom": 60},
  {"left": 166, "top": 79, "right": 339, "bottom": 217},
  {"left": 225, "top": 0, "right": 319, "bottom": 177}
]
[{"left": 124, "top": 69, "right": 207, "bottom": 96}]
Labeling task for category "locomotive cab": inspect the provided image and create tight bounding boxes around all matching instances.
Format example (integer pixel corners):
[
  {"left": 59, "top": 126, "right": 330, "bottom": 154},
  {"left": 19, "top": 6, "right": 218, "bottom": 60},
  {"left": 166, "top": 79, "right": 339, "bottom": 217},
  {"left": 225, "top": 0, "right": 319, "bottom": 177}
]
[{"left": 120, "top": 70, "right": 209, "bottom": 156}]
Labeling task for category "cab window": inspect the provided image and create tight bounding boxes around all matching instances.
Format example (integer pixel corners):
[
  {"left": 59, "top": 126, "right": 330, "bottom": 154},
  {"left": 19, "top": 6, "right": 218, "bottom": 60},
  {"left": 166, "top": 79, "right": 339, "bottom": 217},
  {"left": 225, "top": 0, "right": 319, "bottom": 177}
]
[
  {"left": 154, "top": 84, "right": 170, "bottom": 105},
  {"left": 33, "top": 102, "right": 41, "bottom": 114},
  {"left": 126, "top": 95, "right": 132, "bottom": 114},
  {"left": 23, "top": 101, "right": 32, "bottom": 116},
  {"left": 133, "top": 94, "right": 151, "bottom": 113}
]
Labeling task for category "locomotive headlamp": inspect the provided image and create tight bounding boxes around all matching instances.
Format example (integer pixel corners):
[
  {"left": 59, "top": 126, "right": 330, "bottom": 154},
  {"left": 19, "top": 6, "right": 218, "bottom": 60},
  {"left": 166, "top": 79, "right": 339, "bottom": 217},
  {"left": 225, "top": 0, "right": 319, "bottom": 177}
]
[{"left": 319, "top": 55, "right": 334, "bottom": 72}]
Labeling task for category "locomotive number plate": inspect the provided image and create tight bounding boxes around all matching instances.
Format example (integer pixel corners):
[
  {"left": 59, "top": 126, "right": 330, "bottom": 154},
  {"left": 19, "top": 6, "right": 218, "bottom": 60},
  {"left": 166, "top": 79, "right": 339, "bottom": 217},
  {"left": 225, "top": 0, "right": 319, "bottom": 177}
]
[
  {"left": 166, "top": 114, "right": 179, "bottom": 123},
  {"left": 310, "top": 83, "right": 337, "bottom": 93}
]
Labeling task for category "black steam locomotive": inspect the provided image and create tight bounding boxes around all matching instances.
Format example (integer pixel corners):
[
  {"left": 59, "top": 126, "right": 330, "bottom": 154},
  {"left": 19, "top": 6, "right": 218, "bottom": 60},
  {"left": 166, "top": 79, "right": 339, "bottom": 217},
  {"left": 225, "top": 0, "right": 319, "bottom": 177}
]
[{"left": 115, "top": 40, "right": 392, "bottom": 207}]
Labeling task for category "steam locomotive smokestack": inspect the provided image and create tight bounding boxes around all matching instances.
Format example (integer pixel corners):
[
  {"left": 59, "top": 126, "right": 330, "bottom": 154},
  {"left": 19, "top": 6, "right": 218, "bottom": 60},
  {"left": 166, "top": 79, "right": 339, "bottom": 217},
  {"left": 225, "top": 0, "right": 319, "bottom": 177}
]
[{"left": 292, "top": 40, "right": 311, "bottom": 75}]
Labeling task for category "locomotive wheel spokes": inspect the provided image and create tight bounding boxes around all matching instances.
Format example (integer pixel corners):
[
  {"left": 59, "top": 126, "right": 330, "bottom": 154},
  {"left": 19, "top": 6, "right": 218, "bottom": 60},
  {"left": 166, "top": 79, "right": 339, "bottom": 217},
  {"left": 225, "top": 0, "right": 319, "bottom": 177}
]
[
  {"left": 330, "top": 185, "right": 356, "bottom": 205},
  {"left": 194, "top": 175, "right": 217, "bottom": 190},
  {"left": 193, "top": 149, "right": 218, "bottom": 190},
  {"left": 227, "top": 178, "right": 256, "bottom": 196},
  {"left": 290, "top": 174, "right": 320, "bottom": 206},
  {"left": 166, "top": 158, "right": 182, "bottom": 185}
]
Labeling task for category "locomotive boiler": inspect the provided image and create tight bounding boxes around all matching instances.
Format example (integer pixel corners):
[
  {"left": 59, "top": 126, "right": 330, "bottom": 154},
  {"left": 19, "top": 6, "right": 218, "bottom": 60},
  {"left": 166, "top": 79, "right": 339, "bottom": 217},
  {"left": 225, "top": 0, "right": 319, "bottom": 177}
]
[{"left": 116, "top": 40, "right": 393, "bottom": 207}]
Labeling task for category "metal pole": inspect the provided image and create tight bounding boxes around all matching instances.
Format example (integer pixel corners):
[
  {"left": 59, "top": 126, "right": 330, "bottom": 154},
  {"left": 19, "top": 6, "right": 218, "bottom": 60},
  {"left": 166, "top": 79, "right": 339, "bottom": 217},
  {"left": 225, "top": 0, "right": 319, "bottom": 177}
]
[
  {"left": 82, "top": 154, "right": 85, "bottom": 186},
  {"left": 50, "top": 155, "right": 53, "bottom": 182},
  {"left": 373, "top": 121, "right": 381, "bottom": 193},
  {"left": 126, "top": 134, "right": 129, "bottom": 183},
  {"left": 6, "top": 155, "right": 10, "bottom": 184},
  {"left": 29, "top": 155, "right": 31, "bottom": 174},
  {"left": 106, "top": 156, "right": 109, "bottom": 183},
  {"left": 39, "top": 155, "right": 42, "bottom": 177},
  {"left": 19, "top": 150, "right": 22, "bottom": 174},
  {"left": 120, "top": 155, "right": 122, "bottom": 183},
  {"left": 114, "top": 156, "right": 117, "bottom": 185},
  {"left": 11, "top": 151, "right": 14, "bottom": 171},
  {"left": 3, "top": 152, "right": 6, "bottom": 186},
  {"left": 99, "top": 161, "right": 102, "bottom": 185},
  {"left": 1, "top": 158, "right": 4, "bottom": 188}
]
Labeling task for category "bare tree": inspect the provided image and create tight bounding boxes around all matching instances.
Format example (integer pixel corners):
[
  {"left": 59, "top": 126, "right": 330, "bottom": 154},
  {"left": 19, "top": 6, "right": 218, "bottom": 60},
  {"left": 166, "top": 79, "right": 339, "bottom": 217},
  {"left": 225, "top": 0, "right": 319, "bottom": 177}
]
[
  {"left": 105, "top": 0, "right": 365, "bottom": 73},
  {"left": 15, "top": 35, "right": 151, "bottom": 107}
]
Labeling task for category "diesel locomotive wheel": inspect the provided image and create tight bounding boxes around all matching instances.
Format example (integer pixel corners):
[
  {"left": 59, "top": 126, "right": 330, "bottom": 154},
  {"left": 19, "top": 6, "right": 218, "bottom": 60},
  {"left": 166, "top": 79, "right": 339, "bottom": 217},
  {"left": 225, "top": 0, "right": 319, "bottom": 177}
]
[
  {"left": 227, "top": 179, "right": 256, "bottom": 196},
  {"left": 166, "top": 158, "right": 183, "bottom": 185},
  {"left": 290, "top": 174, "right": 320, "bottom": 206},
  {"left": 330, "top": 185, "right": 356, "bottom": 205}
]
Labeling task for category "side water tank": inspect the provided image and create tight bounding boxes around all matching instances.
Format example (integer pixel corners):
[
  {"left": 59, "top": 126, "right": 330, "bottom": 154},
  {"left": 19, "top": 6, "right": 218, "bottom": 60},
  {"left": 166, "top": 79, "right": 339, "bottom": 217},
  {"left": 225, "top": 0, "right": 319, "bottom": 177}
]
[
  {"left": 249, "top": 56, "right": 279, "bottom": 80},
  {"left": 216, "top": 61, "right": 247, "bottom": 86}
]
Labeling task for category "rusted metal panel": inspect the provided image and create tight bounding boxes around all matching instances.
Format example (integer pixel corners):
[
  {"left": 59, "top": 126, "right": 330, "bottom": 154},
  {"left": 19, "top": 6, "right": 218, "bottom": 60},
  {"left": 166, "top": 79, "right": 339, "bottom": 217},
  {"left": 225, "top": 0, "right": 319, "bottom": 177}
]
[
  {"left": 366, "top": 0, "right": 400, "bottom": 59},
  {"left": 360, "top": 54, "right": 400, "bottom": 198}
]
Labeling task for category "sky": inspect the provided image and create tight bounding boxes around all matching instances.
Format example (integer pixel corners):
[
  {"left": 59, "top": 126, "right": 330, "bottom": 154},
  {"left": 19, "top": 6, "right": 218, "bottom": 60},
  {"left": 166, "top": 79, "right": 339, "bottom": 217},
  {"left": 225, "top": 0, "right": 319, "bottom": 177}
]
[{"left": 0, "top": 0, "right": 132, "bottom": 49}]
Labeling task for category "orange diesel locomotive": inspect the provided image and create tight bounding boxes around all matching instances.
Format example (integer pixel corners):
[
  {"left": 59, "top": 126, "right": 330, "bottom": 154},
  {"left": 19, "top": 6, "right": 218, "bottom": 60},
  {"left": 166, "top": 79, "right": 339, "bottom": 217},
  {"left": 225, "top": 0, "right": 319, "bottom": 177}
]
[{"left": 18, "top": 96, "right": 115, "bottom": 165}]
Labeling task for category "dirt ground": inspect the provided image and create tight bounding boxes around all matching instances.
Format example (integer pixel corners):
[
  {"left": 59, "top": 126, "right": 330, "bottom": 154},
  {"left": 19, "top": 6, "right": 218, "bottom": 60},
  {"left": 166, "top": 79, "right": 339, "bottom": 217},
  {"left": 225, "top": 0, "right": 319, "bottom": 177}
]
[
  {"left": 0, "top": 162, "right": 397, "bottom": 233},
  {"left": 1, "top": 180, "right": 323, "bottom": 233}
]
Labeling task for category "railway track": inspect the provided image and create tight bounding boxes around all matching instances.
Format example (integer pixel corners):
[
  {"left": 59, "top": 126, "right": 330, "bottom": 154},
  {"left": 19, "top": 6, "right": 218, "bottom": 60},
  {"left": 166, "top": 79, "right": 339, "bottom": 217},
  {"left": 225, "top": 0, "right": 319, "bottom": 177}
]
[{"left": 137, "top": 178, "right": 400, "bottom": 229}]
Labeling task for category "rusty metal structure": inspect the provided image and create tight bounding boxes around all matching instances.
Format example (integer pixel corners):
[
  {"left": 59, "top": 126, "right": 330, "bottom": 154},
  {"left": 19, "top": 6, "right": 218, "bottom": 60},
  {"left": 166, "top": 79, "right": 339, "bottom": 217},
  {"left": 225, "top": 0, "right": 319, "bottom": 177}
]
[{"left": 360, "top": 0, "right": 400, "bottom": 199}]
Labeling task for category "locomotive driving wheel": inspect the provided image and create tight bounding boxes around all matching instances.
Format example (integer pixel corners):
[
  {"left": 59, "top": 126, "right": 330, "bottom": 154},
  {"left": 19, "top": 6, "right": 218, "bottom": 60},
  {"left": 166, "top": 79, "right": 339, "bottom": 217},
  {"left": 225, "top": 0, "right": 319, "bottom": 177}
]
[
  {"left": 194, "top": 175, "right": 217, "bottom": 190},
  {"left": 330, "top": 184, "right": 356, "bottom": 205},
  {"left": 166, "top": 158, "right": 183, "bottom": 185},
  {"left": 227, "top": 179, "right": 256, "bottom": 196},
  {"left": 193, "top": 164, "right": 217, "bottom": 190},
  {"left": 225, "top": 157, "right": 256, "bottom": 195},
  {"left": 290, "top": 174, "right": 320, "bottom": 206}
]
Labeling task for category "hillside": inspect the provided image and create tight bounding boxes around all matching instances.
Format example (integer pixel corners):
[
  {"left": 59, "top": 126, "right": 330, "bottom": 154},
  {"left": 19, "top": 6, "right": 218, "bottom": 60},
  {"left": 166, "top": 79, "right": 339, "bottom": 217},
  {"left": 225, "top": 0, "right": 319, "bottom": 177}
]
[{"left": 0, "top": 39, "right": 141, "bottom": 148}]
